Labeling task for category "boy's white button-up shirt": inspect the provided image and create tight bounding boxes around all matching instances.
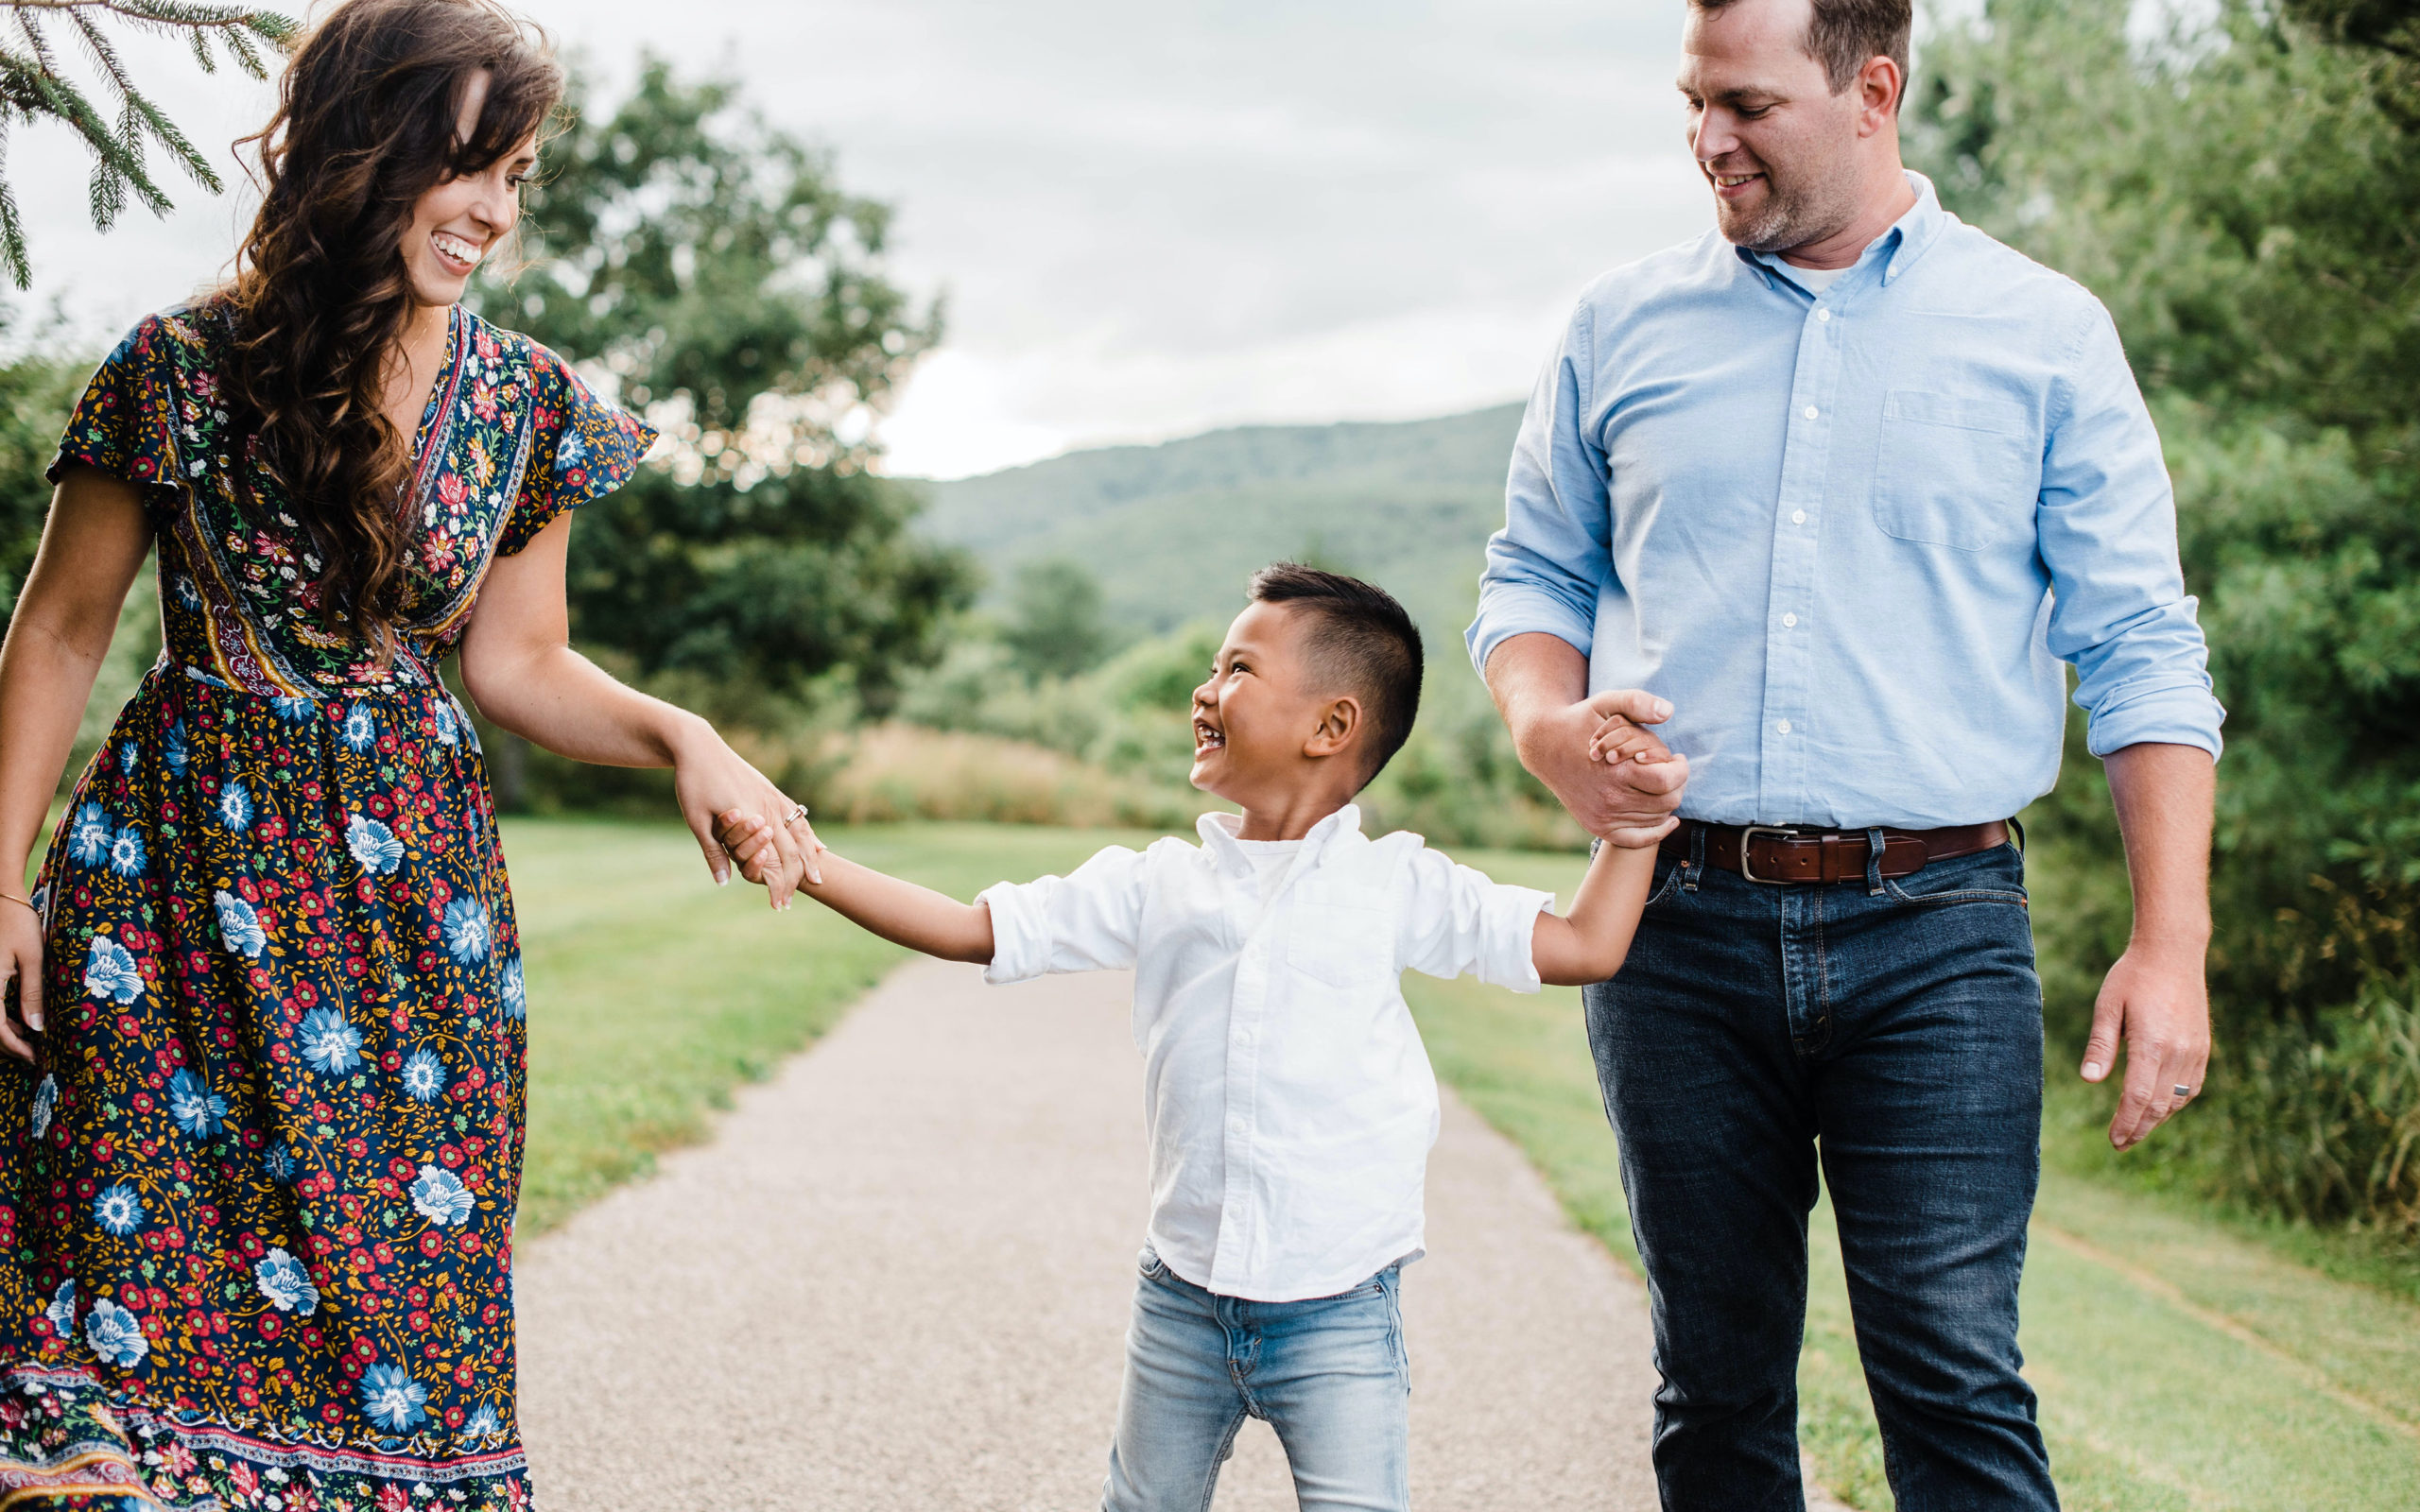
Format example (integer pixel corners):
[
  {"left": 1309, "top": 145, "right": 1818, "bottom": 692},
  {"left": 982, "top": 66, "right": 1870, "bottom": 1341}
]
[{"left": 979, "top": 804, "right": 1553, "bottom": 1303}]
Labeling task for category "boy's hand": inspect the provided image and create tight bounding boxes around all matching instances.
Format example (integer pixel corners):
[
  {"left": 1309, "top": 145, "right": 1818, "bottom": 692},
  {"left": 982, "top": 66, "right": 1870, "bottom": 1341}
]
[
  {"left": 1576, "top": 692, "right": 1689, "bottom": 847},
  {"left": 716, "top": 808, "right": 815, "bottom": 899}
]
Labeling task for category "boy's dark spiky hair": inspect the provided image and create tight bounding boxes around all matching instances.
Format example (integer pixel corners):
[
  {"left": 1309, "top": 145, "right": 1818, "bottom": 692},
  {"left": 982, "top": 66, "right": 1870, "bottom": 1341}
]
[{"left": 1248, "top": 562, "right": 1425, "bottom": 785}]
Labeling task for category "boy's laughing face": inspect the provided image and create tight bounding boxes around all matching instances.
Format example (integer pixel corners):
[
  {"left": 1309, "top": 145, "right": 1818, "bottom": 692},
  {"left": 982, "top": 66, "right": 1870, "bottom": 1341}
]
[{"left": 1189, "top": 600, "right": 1355, "bottom": 807}]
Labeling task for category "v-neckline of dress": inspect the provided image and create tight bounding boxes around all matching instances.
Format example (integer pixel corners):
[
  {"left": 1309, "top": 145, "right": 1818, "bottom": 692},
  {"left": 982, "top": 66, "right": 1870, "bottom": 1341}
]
[{"left": 405, "top": 304, "right": 465, "bottom": 496}]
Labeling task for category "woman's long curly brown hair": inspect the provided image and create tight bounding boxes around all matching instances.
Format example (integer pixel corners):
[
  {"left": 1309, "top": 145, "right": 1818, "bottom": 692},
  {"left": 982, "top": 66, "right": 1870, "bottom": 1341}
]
[{"left": 220, "top": 0, "right": 561, "bottom": 663}]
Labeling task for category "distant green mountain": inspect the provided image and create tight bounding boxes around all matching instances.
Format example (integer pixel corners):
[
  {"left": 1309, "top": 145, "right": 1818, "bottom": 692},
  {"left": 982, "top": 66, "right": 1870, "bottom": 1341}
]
[{"left": 907, "top": 402, "right": 1526, "bottom": 651}]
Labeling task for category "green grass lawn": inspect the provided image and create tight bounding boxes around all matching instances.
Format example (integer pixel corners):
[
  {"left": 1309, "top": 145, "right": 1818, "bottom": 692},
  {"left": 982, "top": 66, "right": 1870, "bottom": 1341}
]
[
  {"left": 506, "top": 818, "right": 2420, "bottom": 1508},
  {"left": 1423, "top": 845, "right": 2420, "bottom": 1512}
]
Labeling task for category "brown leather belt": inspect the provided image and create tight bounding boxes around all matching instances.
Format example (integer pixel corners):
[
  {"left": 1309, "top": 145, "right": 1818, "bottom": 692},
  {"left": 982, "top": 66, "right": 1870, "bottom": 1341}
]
[{"left": 1657, "top": 819, "right": 2010, "bottom": 885}]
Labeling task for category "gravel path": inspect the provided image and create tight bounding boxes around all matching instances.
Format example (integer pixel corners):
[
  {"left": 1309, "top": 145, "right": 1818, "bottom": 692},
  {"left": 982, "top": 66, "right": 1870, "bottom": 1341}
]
[{"left": 515, "top": 958, "right": 1841, "bottom": 1509}]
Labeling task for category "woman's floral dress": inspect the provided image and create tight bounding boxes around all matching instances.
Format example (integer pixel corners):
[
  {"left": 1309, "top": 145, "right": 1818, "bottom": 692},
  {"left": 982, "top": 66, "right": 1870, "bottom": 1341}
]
[{"left": 0, "top": 301, "right": 652, "bottom": 1510}]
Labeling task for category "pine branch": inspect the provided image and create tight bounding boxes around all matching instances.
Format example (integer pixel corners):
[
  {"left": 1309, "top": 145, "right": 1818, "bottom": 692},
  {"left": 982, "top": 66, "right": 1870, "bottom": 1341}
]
[
  {"left": 0, "top": 0, "right": 293, "bottom": 285},
  {"left": 0, "top": 114, "right": 25, "bottom": 287}
]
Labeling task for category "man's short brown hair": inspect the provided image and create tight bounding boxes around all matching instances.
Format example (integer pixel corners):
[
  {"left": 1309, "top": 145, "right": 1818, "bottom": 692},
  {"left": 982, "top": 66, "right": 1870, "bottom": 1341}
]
[{"left": 1694, "top": 0, "right": 1912, "bottom": 97}]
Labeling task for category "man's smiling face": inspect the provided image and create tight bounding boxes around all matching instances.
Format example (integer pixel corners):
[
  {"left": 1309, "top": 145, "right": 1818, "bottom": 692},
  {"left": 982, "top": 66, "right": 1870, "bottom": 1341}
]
[{"left": 1677, "top": 0, "right": 1868, "bottom": 254}]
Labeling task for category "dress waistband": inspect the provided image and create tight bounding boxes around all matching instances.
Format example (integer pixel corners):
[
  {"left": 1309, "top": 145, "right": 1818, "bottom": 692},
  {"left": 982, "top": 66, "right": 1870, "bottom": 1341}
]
[{"left": 157, "top": 653, "right": 447, "bottom": 704}]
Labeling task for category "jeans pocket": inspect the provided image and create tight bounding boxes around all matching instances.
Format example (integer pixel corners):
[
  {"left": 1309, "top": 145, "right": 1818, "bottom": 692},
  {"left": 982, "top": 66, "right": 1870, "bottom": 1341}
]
[
  {"left": 1642, "top": 856, "right": 1688, "bottom": 909},
  {"left": 1138, "top": 1244, "right": 1170, "bottom": 1281},
  {"left": 1882, "top": 845, "right": 2030, "bottom": 908}
]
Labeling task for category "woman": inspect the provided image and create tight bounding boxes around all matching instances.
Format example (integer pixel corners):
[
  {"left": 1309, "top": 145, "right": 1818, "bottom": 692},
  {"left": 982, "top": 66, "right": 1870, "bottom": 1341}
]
[{"left": 0, "top": 1, "right": 819, "bottom": 1505}]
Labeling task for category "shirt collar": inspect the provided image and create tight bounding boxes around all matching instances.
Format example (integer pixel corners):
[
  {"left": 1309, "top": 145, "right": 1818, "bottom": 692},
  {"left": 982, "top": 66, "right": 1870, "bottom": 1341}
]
[
  {"left": 1196, "top": 803, "right": 1365, "bottom": 879},
  {"left": 1735, "top": 168, "right": 1951, "bottom": 293}
]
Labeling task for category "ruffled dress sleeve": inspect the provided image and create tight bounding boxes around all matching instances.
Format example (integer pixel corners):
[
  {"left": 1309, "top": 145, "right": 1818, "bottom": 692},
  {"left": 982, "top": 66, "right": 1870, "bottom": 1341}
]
[
  {"left": 495, "top": 343, "right": 657, "bottom": 557},
  {"left": 47, "top": 314, "right": 190, "bottom": 518}
]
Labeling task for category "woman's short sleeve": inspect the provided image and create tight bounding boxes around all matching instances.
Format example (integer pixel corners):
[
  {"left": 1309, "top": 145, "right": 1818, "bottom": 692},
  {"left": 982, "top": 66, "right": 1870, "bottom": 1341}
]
[
  {"left": 48, "top": 316, "right": 185, "bottom": 505},
  {"left": 496, "top": 345, "right": 657, "bottom": 557}
]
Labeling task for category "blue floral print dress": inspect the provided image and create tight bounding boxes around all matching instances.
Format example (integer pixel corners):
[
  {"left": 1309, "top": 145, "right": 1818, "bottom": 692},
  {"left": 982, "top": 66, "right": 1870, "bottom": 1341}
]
[{"left": 0, "top": 301, "right": 652, "bottom": 1511}]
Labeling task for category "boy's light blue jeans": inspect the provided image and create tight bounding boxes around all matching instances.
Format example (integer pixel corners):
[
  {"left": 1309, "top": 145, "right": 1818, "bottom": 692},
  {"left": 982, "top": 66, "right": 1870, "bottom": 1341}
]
[{"left": 1103, "top": 1245, "right": 1410, "bottom": 1512}]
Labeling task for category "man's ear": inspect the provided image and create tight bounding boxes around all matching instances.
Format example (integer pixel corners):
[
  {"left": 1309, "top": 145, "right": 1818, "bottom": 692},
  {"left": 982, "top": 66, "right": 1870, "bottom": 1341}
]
[
  {"left": 1858, "top": 54, "right": 1904, "bottom": 133},
  {"left": 1304, "top": 696, "right": 1361, "bottom": 762}
]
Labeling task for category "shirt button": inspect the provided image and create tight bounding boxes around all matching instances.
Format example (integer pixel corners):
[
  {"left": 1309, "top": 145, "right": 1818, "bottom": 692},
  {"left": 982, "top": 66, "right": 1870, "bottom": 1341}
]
[
  {"left": 1803, "top": 405, "right": 1819, "bottom": 421},
  {"left": 1815, "top": 308, "right": 1831, "bottom": 322},
  {"left": 1791, "top": 509, "right": 1807, "bottom": 525},
  {"left": 1782, "top": 612, "right": 1798, "bottom": 628},
  {"left": 1777, "top": 719, "right": 1793, "bottom": 734}
]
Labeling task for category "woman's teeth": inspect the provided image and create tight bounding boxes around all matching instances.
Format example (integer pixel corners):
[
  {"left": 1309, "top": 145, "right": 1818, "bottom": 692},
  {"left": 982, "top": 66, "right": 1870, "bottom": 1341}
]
[{"left": 432, "top": 232, "right": 483, "bottom": 267}]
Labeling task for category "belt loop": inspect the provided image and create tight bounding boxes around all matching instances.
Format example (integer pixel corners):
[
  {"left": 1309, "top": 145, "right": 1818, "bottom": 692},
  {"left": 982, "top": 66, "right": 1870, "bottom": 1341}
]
[
  {"left": 1864, "top": 826, "right": 1887, "bottom": 896},
  {"left": 1684, "top": 820, "right": 1705, "bottom": 892},
  {"left": 2008, "top": 816, "right": 2026, "bottom": 853}
]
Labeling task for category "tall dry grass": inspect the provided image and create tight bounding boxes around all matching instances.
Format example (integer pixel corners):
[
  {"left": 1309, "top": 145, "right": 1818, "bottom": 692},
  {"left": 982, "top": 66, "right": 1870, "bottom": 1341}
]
[{"left": 816, "top": 724, "right": 1196, "bottom": 830}]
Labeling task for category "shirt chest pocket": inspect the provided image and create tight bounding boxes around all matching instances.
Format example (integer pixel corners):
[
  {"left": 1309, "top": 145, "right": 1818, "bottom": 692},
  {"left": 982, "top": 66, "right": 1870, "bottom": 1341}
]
[
  {"left": 1870, "top": 390, "right": 2041, "bottom": 552},
  {"left": 1285, "top": 887, "right": 1393, "bottom": 989}
]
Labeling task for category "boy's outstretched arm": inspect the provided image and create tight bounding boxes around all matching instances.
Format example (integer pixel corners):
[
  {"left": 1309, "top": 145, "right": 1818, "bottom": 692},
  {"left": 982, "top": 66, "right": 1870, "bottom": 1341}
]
[
  {"left": 717, "top": 809, "right": 994, "bottom": 964},
  {"left": 1530, "top": 840, "right": 1660, "bottom": 987}
]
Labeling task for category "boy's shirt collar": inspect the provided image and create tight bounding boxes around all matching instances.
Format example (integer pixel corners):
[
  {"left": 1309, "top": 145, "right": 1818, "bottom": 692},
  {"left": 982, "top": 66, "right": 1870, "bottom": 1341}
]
[{"left": 1195, "top": 803, "right": 1364, "bottom": 880}]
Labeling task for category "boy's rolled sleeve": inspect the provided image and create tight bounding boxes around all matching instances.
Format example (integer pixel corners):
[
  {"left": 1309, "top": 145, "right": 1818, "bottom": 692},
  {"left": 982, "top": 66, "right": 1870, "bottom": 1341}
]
[
  {"left": 1466, "top": 302, "right": 1616, "bottom": 679},
  {"left": 977, "top": 844, "right": 1150, "bottom": 985},
  {"left": 1398, "top": 847, "right": 1555, "bottom": 994}
]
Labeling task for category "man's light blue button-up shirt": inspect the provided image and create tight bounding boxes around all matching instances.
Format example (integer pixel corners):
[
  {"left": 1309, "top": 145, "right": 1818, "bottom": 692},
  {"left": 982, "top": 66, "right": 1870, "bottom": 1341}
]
[{"left": 1467, "top": 173, "right": 2224, "bottom": 830}]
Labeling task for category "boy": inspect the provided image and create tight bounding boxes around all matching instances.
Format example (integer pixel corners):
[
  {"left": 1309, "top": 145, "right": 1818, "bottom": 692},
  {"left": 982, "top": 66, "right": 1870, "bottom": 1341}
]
[{"left": 718, "top": 564, "right": 1682, "bottom": 1512}]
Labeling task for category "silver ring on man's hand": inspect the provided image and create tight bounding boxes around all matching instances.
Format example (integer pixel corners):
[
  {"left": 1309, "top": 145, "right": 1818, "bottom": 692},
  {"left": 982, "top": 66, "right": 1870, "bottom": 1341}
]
[
  {"left": 2172, "top": 1084, "right": 2194, "bottom": 1099},
  {"left": 784, "top": 802, "right": 810, "bottom": 824}
]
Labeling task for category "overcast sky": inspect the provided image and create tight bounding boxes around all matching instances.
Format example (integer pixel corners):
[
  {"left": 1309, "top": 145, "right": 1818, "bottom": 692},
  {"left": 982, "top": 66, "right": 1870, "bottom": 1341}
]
[{"left": 13, "top": 0, "right": 1713, "bottom": 478}]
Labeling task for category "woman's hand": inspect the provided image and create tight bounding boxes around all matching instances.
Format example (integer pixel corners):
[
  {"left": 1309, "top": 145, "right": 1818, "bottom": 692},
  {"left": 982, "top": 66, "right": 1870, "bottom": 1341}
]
[
  {"left": 0, "top": 468, "right": 151, "bottom": 1062},
  {"left": 0, "top": 899, "right": 44, "bottom": 1062},
  {"left": 670, "top": 726, "right": 824, "bottom": 908}
]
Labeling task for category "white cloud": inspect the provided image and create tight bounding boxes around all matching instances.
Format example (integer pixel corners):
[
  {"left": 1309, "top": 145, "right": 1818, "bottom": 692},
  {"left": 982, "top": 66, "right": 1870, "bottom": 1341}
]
[{"left": 14, "top": 0, "right": 1715, "bottom": 477}]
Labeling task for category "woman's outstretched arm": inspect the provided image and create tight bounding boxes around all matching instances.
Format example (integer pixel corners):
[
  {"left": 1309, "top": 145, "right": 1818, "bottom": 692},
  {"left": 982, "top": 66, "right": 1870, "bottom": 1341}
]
[
  {"left": 0, "top": 468, "right": 155, "bottom": 1056},
  {"left": 457, "top": 511, "right": 822, "bottom": 907}
]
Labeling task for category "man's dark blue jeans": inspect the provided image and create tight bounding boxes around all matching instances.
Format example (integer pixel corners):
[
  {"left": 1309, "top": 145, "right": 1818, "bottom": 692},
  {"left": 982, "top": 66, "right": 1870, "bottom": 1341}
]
[{"left": 1582, "top": 832, "right": 2059, "bottom": 1512}]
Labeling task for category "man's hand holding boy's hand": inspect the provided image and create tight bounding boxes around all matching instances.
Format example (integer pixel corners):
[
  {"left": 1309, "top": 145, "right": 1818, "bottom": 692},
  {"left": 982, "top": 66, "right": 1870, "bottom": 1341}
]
[{"left": 1513, "top": 689, "right": 1688, "bottom": 848}]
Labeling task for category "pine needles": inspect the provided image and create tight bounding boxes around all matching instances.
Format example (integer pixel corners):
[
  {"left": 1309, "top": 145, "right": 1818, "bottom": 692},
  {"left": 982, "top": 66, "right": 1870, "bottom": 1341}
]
[{"left": 0, "top": 1, "right": 296, "bottom": 287}]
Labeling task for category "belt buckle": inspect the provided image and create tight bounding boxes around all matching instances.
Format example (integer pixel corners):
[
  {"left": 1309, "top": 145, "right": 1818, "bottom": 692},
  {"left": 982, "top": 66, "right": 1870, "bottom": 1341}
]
[{"left": 1738, "top": 826, "right": 1796, "bottom": 885}]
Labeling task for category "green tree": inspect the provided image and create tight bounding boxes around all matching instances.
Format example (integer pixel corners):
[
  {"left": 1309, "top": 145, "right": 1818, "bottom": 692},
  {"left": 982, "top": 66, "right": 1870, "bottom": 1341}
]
[
  {"left": 0, "top": 308, "right": 84, "bottom": 610},
  {"left": 0, "top": 2, "right": 294, "bottom": 286},
  {"left": 476, "top": 60, "right": 972, "bottom": 717},
  {"left": 1910, "top": 0, "right": 2420, "bottom": 1234},
  {"left": 1000, "top": 558, "right": 1114, "bottom": 682}
]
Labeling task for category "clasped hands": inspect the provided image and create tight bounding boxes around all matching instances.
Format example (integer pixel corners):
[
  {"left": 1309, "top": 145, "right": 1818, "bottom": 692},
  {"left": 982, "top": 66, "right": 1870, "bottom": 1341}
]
[{"left": 1532, "top": 689, "right": 1692, "bottom": 848}]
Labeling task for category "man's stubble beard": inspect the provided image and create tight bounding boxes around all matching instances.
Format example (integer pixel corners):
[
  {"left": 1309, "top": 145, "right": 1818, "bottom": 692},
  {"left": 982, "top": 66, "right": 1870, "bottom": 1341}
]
[{"left": 1718, "top": 149, "right": 1861, "bottom": 256}]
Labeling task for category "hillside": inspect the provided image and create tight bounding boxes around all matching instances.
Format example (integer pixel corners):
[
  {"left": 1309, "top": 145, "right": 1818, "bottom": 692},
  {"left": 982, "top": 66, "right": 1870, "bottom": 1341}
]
[{"left": 907, "top": 403, "right": 1526, "bottom": 649}]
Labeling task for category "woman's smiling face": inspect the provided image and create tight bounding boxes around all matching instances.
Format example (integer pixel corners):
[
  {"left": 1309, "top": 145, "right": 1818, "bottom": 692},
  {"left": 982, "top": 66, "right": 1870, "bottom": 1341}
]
[{"left": 400, "top": 70, "right": 536, "bottom": 311}]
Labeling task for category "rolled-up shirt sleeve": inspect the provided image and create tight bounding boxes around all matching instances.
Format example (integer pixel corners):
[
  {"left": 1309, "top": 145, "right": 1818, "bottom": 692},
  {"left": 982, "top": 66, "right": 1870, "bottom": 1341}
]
[
  {"left": 1395, "top": 847, "right": 1555, "bottom": 993},
  {"left": 978, "top": 843, "right": 1152, "bottom": 984},
  {"left": 1466, "top": 301, "right": 1616, "bottom": 679},
  {"left": 2038, "top": 301, "right": 2226, "bottom": 760}
]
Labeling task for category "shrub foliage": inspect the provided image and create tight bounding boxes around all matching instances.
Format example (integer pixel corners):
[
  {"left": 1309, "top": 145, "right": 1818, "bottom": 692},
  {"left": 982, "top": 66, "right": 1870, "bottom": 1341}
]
[{"left": 1911, "top": 0, "right": 2420, "bottom": 1237}]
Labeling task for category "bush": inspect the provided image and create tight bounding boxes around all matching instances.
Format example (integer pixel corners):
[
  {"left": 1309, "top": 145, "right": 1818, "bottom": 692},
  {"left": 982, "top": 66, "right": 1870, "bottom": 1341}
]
[{"left": 1917, "top": 0, "right": 2420, "bottom": 1241}]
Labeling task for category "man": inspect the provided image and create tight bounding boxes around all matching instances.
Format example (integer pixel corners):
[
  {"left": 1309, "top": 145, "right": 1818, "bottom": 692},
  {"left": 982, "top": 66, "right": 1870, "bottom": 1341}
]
[{"left": 1466, "top": 0, "right": 2222, "bottom": 1506}]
